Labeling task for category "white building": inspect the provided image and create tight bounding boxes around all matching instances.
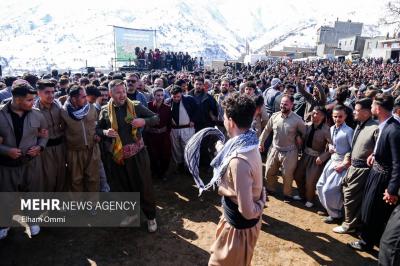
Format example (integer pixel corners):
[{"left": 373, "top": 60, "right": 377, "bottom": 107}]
[
  {"left": 363, "top": 38, "right": 400, "bottom": 61},
  {"left": 338, "top": 36, "right": 367, "bottom": 56}
]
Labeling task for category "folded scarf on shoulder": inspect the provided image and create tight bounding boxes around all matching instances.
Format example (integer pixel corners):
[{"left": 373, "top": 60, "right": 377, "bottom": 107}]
[{"left": 108, "top": 98, "right": 138, "bottom": 165}]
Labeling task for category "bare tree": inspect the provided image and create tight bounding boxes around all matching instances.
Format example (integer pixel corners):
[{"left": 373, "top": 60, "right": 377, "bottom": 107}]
[{"left": 380, "top": 1, "right": 400, "bottom": 32}]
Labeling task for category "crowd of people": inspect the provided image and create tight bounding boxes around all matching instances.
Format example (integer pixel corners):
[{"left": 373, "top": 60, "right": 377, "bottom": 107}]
[
  {"left": 133, "top": 47, "right": 204, "bottom": 71},
  {"left": 0, "top": 57, "right": 400, "bottom": 265}
]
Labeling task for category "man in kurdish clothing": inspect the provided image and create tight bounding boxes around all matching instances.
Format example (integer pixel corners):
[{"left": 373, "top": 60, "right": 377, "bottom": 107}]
[
  {"left": 169, "top": 85, "right": 198, "bottom": 173},
  {"left": 208, "top": 94, "right": 266, "bottom": 266},
  {"left": 349, "top": 93, "right": 400, "bottom": 251},
  {"left": 259, "top": 95, "right": 306, "bottom": 202},
  {"left": 333, "top": 98, "right": 378, "bottom": 234},
  {"left": 145, "top": 87, "right": 172, "bottom": 181},
  {"left": 294, "top": 106, "right": 331, "bottom": 208},
  {"left": 35, "top": 79, "right": 66, "bottom": 192},
  {"left": 61, "top": 85, "right": 100, "bottom": 192},
  {"left": 0, "top": 80, "right": 48, "bottom": 239},
  {"left": 96, "top": 79, "right": 160, "bottom": 232}
]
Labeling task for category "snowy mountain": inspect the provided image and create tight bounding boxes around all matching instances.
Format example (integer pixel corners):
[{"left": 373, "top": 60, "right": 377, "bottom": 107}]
[{"left": 0, "top": 0, "right": 394, "bottom": 74}]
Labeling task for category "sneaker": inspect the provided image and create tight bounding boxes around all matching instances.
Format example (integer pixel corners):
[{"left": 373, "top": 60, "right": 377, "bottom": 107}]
[
  {"left": 0, "top": 228, "right": 10, "bottom": 240},
  {"left": 29, "top": 225, "right": 40, "bottom": 236},
  {"left": 348, "top": 241, "right": 373, "bottom": 252},
  {"left": 304, "top": 201, "right": 314, "bottom": 208},
  {"left": 333, "top": 226, "right": 355, "bottom": 234},
  {"left": 292, "top": 195, "right": 302, "bottom": 201},
  {"left": 120, "top": 215, "right": 139, "bottom": 227},
  {"left": 147, "top": 219, "right": 157, "bottom": 233}
]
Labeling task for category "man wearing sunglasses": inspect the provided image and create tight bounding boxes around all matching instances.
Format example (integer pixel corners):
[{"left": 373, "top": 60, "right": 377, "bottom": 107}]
[{"left": 125, "top": 73, "right": 147, "bottom": 106}]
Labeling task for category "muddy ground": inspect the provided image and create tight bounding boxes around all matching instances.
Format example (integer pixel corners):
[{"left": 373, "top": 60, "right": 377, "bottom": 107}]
[{"left": 0, "top": 174, "right": 378, "bottom": 266}]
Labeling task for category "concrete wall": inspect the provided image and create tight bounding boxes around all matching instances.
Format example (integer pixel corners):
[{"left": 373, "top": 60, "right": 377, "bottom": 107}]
[
  {"left": 317, "top": 43, "right": 337, "bottom": 57},
  {"left": 317, "top": 21, "right": 363, "bottom": 47}
]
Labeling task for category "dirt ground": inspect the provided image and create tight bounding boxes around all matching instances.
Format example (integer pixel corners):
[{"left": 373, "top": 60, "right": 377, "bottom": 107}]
[{"left": 0, "top": 174, "right": 379, "bottom": 266}]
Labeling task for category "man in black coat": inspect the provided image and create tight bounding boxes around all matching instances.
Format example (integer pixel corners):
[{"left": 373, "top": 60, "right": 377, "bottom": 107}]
[
  {"left": 349, "top": 93, "right": 400, "bottom": 251},
  {"left": 189, "top": 77, "right": 218, "bottom": 132}
]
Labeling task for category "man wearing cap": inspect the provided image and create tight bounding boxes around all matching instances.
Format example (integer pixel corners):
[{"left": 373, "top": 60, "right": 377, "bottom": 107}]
[
  {"left": 96, "top": 79, "right": 159, "bottom": 232},
  {"left": 35, "top": 80, "right": 66, "bottom": 192},
  {"left": 145, "top": 87, "right": 172, "bottom": 180},
  {"left": 259, "top": 95, "right": 306, "bottom": 202},
  {"left": 0, "top": 81, "right": 48, "bottom": 239},
  {"left": 262, "top": 78, "right": 282, "bottom": 115},
  {"left": 125, "top": 73, "right": 147, "bottom": 106},
  {"left": 61, "top": 85, "right": 100, "bottom": 192},
  {"left": 333, "top": 98, "right": 378, "bottom": 234}
]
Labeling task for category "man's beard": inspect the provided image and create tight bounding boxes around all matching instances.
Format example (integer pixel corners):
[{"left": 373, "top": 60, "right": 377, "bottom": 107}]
[{"left": 281, "top": 107, "right": 290, "bottom": 114}]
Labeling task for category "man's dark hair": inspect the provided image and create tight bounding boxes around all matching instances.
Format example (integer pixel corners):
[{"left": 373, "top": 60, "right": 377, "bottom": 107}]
[
  {"left": 245, "top": 81, "right": 257, "bottom": 90},
  {"left": 285, "top": 84, "right": 296, "bottom": 91},
  {"left": 175, "top": 79, "right": 186, "bottom": 87},
  {"left": 282, "top": 94, "right": 294, "bottom": 103},
  {"left": 222, "top": 94, "right": 256, "bottom": 129},
  {"left": 86, "top": 85, "right": 101, "bottom": 97},
  {"left": 22, "top": 73, "right": 38, "bottom": 88},
  {"left": 51, "top": 69, "right": 58, "bottom": 77},
  {"left": 333, "top": 104, "right": 346, "bottom": 112},
  {"left": 11, "top": 82, "right": 37, "bottom": 97},
  {"left": 59, "top": 77, "right": 69, "bottom": 86},
  {"left": 194, "top": 77, "right": 204, "bottom": 84},
  {"left": 374, "top": 93, "right": 394, "bottom": 112},
  {"left": 254, "top": 95, "right": 264, "bottom": 108},
  {"left": 37, "top": 79, "right": 56, "bottom": 91},
  {"left": 313, "top": 105, "right": 328, "bottom": 119},
  {"left": 355, "top": 98, "right": 372, "bottom": 110},
  {"left": 365, "top": 88, "right": 379, "bottom": 99},
  {"left": 68, "top": 85, "right": 84, "bottom": 98},
  {"left": 79, "top": 77, "right": 90, "bottom": 86},
  {"left": 170, "top": 85, "right": 183, "bottom": 95},
  {"left": 4, "top": 76, "right": 17, "bottom": 87},
  {"left": 98, "top": 85, "right": 108, "bottom": 92},
  {"left": 335, "top": 85, "right": 349, "bottom": 103}
]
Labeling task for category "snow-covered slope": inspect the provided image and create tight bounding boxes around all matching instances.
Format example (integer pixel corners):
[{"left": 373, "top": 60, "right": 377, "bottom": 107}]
[{"left": 0, "top": 0, "right": 393, "bottom": 74}]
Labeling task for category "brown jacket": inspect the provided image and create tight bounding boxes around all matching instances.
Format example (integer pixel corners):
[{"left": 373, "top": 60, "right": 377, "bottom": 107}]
[
  {"left": 0, "top": 102, "right": 48, "bottom": 155},
  {"left": 303, "top": 122, "right": 332, "bottom": 162},
  {"left": 36, "top": 101, "right": 65, "bottom": 139},
  {"left": 61, "top": 104, "right": 98, "bottom": 150}
]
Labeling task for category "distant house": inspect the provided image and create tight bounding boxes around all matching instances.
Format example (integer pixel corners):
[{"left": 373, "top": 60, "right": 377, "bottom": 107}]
[
  {"left": 362, "top": 38, "right": 400, "bottom": 61},
  {"left": 316, "top": 20, "right": 363, "bottom": 57},
  {"left": 363, "top": 36, "right": 387, "bottom": 58},
  {"left": 316, "top": 43, "right": 337, "bottom": 57},
  {"left": 337, "top": 36, "right": 367, "bottom": 57},
  {"left": 282, "top": 46, "right": 316, "bottom": 58}
]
